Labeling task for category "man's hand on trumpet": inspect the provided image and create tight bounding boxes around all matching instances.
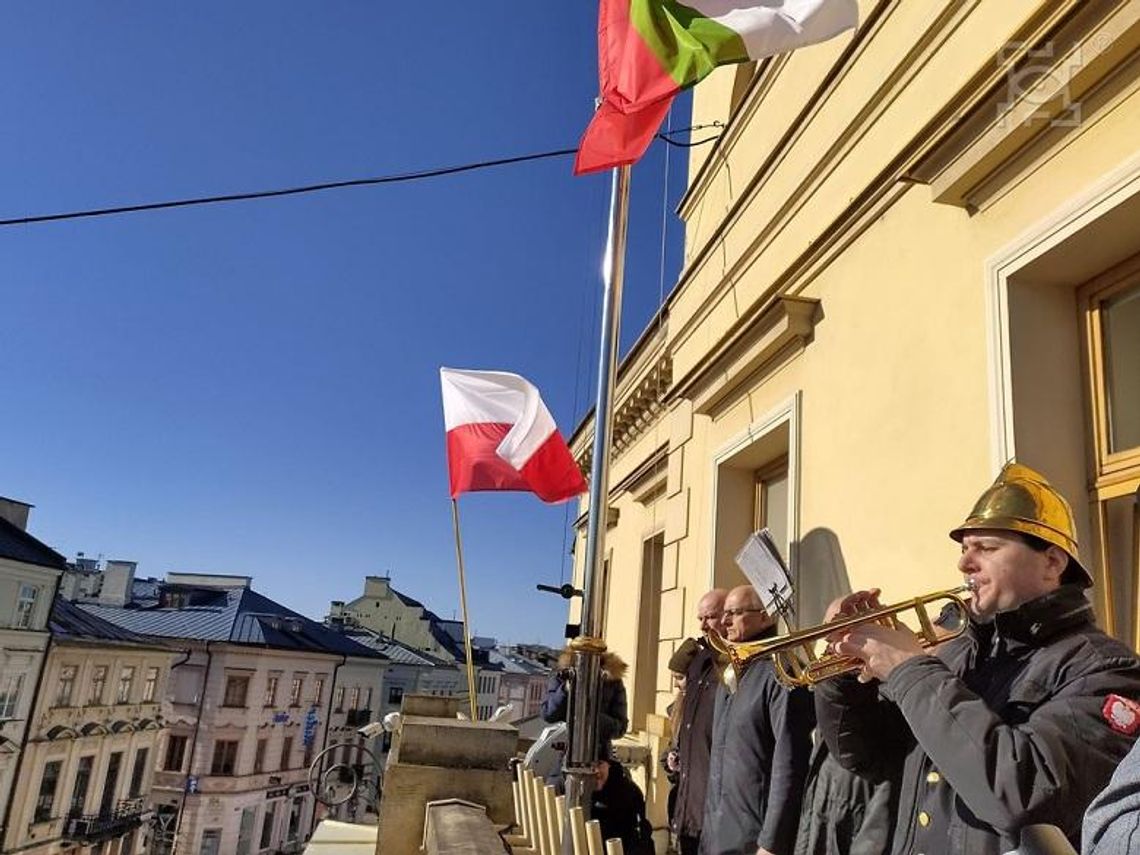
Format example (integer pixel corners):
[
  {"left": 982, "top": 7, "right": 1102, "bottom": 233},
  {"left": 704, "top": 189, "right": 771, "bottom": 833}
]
[{"left": 824, "top": 589, "right": 927, "bottom": 683}]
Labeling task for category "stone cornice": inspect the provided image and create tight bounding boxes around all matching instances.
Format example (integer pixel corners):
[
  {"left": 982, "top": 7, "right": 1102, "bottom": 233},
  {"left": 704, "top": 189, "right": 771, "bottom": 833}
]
[
  {"left": 667, "top": 296, "right": 821, "bottom": 417},
  {"left": 906, "top": 0, "right": 1140, "bottom": 208}
]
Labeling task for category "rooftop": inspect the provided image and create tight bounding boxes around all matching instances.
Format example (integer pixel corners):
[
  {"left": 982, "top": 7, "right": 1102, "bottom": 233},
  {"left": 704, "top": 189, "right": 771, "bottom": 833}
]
[{"left": 0, "top": 515, "right": 66, "bottom": 571}]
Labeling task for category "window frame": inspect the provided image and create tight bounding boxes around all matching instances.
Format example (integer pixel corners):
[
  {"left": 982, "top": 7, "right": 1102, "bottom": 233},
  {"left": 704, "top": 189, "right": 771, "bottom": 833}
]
[
  {"left": 89, "top": 666, "right": 107, "bottom": 706},
  {"left": 142, "top": 667, "right": 160, "bottom": 703},
  {"left": 34, "top": 760, "right": 62, "bottom": 823},
  {"left": 222, "top": 675, "right": 250, "bottom": 709},
  {"left": 209, "top": 740, "right": 240, "bottom": 776},
  {"left": 164, "top": 735, "right": 188, "bottom": 773},
  {"left": 15, "top": 584, "right": 38, "bottom": 629},
  {"left": 116, "top": 666, "right": 136, "bottom": 705},
  {"left": 0, "top": 673, "right": 24, "bottom": 719}
]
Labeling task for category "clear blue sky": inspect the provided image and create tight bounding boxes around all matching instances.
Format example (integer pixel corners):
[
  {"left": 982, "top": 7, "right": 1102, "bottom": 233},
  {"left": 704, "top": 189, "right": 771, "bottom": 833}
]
[{"left": 1, "top": 4, "right": 690, "bottom": 646}]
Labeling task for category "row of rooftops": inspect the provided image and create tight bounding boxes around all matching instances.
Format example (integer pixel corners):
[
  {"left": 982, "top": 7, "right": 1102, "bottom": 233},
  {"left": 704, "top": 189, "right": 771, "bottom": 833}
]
[{"left": 1, "top": 495, "right": 554, "bottom": 671}]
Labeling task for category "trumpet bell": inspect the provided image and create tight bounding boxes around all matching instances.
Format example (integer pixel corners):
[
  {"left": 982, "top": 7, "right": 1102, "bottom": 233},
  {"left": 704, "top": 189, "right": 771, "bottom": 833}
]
[{"left": 707, "top": 584, "right": 973, "bottom": 689}]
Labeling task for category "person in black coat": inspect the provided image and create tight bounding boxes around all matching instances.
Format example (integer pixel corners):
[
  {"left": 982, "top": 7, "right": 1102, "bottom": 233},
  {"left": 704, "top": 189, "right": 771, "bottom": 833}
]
[
  {"left": 592, "top": 758, "right": 655, "bottom": 855},
  {"left": 540, "top": 647, "right": 629, "bottom": 787}
]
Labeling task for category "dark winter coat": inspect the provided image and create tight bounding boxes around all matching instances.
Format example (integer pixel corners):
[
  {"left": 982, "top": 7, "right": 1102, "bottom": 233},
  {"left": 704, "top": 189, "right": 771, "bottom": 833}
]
[
  {"left": 816, "top": 585, "right": 1140, "bottom": 855},
  {"left": 1083, "top": 735, "right": 1140, "bottom": 853},
  {"left": 700, "top": 656, "right": 815, "bottom": 855},
  {"left": 793, "top": 737, "right": 897, "bottom": 855},
  {"left": 540, "top": 649, "right": 629, "bottom": 758},
  {"left": 672, "top": 642, "right": 721, "bottom": 841},
  {"left": 592, "top": 761, "right": 656, "bottom": 855}
]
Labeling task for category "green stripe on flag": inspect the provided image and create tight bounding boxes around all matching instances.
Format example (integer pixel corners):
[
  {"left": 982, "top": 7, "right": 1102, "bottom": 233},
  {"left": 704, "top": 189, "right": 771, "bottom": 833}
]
[{"left": 630, "top": 0, "right": 751, "bottom": 88}]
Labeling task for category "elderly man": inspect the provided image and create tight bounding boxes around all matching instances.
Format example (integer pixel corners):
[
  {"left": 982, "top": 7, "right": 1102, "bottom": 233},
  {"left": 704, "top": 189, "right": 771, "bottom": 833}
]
[
  {"left": 671, "top": 589, "right": 726, "bottom": 855},
  {"left": 817, "top": 463, "right": 1140, "bottom": 854},
  {"left": 701, "top": 585, "right": 814, "bottom": 855}
]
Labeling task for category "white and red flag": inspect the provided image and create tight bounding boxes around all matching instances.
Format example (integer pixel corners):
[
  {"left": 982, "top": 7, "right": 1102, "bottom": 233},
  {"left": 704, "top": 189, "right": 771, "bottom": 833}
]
[{"left": 440, "top": 367, "right": 587, "bottom": 504}]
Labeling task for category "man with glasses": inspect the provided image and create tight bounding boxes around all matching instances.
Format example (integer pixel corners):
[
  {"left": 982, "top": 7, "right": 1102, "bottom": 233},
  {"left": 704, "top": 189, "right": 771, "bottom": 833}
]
[
  {"left": 701, "top": 585, "right": 814, "bottom": 855},
  {"left": 672, "top": 589, "right": 727, "bottom": 855}
]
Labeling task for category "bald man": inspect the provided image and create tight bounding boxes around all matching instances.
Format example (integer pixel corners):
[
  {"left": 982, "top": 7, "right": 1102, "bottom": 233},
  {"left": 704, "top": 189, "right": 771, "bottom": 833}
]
[
  {"left": 701, "top": 586, "right": 814, "bottom": 855},
  {"left": 671, "top": 588, "right": 727, "bottom": 855}
]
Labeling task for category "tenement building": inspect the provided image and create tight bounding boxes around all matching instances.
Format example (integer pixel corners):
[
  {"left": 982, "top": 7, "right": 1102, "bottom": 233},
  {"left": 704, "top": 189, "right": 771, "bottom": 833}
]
[
  {"left": 4, "top": 599, "right": 177, "bottom": 855},
  {"left": 0, "top": 499, "right": 66, "bottom": 853},
  {"left": 73, "top": 569, "right": 380, "bottom": 855},
  {"left": 567, "top": 0, "right": 1140, "bottom": 840}
]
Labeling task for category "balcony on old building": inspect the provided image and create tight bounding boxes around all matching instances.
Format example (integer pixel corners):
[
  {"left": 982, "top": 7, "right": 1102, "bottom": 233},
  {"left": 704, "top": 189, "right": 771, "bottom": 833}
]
[{"left": 63, "top": 798, "right": 153, "bottom": 844}]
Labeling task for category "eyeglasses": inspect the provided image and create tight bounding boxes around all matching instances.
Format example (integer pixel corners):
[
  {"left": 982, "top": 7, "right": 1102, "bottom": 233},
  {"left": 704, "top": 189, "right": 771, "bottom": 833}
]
[
  {"left": 697, "top": 613, "right": 722, "bottom": 622},
  {"left": 723, "top": 607, "right": 767, "bottom": 618}
]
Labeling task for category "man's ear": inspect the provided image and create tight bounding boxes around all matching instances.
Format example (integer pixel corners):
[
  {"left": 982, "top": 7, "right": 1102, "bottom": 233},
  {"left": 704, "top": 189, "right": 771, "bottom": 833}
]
[{"left": 1044, "top": 545, "right": 1068, "bottom": 583}]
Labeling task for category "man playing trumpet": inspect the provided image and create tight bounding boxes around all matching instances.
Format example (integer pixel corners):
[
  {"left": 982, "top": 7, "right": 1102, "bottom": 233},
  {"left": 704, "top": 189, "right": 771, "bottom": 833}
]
[{"left": 816, "top": 463, "right": 1140, "bottom": 854}]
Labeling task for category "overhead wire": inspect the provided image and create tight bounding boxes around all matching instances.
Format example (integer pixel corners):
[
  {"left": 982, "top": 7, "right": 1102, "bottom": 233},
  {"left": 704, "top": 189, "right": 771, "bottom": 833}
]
[{"left": 0, "top": 124, "right": 723, "bottom": 228}]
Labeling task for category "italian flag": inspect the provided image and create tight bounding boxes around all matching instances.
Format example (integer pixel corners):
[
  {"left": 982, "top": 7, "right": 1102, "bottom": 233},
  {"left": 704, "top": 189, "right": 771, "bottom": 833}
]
[
  {"left": 575, "top": 0, "right": 859, "bottom": 175},
  {"left": 440, "top": 367, "right": 587, "bottom": 503}
]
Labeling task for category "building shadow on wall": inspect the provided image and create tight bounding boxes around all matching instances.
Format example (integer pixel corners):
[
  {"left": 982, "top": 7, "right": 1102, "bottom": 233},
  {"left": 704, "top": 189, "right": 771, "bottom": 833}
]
[{"left": 796, "top": 527, "right": 852, "bottom": 629}]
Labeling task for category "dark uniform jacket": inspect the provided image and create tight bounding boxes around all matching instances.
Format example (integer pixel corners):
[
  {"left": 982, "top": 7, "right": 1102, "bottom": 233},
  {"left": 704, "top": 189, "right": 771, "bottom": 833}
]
[
  {"left": 592, "top": 761, "right": 656, "bottom": 855},
  {"left": 816, "top": 585, "right": 1140, "bottom": 855},
  {"left": 672, "top": 642, "right": 720, "bottom": 841},
  {"left": 793, "top": 738, "right": 897, "bottom": 855},
  {"left": 701, "top": 656, "right": 815, "bottom": 855},
  {"left": 1082, "top": 734, "right": 1140, "bottom": 854},
  {"left": 541, "top": 649, "right": 629, "bottom": 767}
]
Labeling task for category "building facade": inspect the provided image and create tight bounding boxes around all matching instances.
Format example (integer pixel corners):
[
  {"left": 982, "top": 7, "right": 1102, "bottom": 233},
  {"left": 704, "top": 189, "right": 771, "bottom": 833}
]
[
  {"left": 0, "top": 499, "right": 66, "bottom": 852},
  {"left": 72, "top": 570, "right": 380, "bottom": 855},
  {"left": 568, "top": 0, "right": 1140, "bottom": 834},
  {"left": 3, "top": 599, "right": 176, "bottom": 855}
]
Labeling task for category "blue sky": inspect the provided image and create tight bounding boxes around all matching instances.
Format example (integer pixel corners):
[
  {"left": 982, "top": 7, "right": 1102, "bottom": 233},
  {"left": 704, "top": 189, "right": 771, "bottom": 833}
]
[{"left": 1, "top": 4, "right": 689, "bottom": 645}]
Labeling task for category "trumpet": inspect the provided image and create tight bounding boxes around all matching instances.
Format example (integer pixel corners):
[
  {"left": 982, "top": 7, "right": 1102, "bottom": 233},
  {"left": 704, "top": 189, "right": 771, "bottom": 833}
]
[{"left": 707, "top": 584, "right": 973, "bottom": 689}]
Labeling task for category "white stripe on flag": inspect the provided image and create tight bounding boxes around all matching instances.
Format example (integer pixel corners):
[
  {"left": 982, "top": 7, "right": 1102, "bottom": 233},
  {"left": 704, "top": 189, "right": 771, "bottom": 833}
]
[{"left": 685, "top": 0, "right": 859, "bottom": 61}]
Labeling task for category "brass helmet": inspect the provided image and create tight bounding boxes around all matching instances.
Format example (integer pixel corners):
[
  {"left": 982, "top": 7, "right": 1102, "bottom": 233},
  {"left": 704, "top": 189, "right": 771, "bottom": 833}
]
[{"left": 949, "top": 462, "right": 1092, "bottom": 588}]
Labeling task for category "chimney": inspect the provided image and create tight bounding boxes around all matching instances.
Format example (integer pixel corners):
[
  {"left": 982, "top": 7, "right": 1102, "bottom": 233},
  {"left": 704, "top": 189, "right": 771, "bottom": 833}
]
[
  {"left": 0, "top": 497, "right": 32, "bottom": 531},
  {"left": 363, "top": 576, "right": 392, "bottom": 598},
  {"left": 100, "top": 560, "right": 138, "bottom": 607}
]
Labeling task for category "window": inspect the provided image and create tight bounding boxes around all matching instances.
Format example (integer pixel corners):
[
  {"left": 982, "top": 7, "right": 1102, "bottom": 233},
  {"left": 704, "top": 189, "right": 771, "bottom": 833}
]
[
  {"left": 289, "top": 676, "right": 303, "bottom": 707},
  {"left": 117, "top": 666, "right": 135, "bottom": 704},
  {"left": 313, "top": 676, "right": 325, "bottom": 705},
  {"left": 236, "top": 806, "right": 256, "bottom": 855},
  {"left": 0, "top": 673, "right": 24, "bottom": 719},
  {"left": 199, "top": 829, "right": 222, "bottom": 855},
  {"left": 1081, "top": 262, "right": 1140, "bottom": 646},
  {"left": 348, "top": 687, "right": 360, "bottom": 711},
  {"left": 99, "top": 752, "right": 122, "bottom": 815},
  {"left": 89, "top": 666, "right": 107, "bottom": 705},
  {"left": 210, "top": 740, "right": 239, "bottom": 776},
  {"left": 280, "top": 736, "right": 293, "bottom": 770},
  {"left": 222, "top": 675, "right": 250, "bottom": 708},
  {"left": 363, "top": 687, "right": 373, "bottom": 710},
  {"left": 287, "top": 796, "right": 303, "bottom": 841},
  {"left": 303, "top": 743, "right": 313, "bottom": 768},
  {"left": 71, "top": 756, "right": 93, "bottom": 816},
  {"left": 264, "top": 674, "right": 279, "bottom": 707},
  {"left": 55, "top": 665, "right": 77, "bottom": 707},
  {"left": 333, "top": 686, "right": 345, "bottom": 712},
  {"left": 253, "top": 739, "right": 266, "bottom": 774},
  {"left": 164, "top": 735, "right": 188, "bottom": 772},
  {"left": 387, "top": 686, "right": 403, "bottom": 706},
  {"left": 142, "top": 667, "right": 159, "bottom": 702},
  {"left": 34, "top": 761, "right": 61, "bottom": 822},
  {"left": 129, "top": 747, "right": 149, "bottom": 798},
  {"left": 15, "top": 584, "right": 38, "bottom": 629},
  {"left": 260, "top": 802, "right": 277, "bottom": 850}
]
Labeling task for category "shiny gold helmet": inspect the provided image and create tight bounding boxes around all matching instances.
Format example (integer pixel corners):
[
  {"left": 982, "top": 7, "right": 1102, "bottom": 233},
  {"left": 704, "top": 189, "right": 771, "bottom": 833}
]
[{"left": 949, "top": 462, "right": 1092, "bottom": 588}]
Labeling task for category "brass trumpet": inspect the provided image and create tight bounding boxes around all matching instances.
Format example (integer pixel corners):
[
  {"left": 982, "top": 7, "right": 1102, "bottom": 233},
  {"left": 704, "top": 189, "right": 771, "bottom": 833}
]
[{"left": 707, "top": 584, "right": 973, "bottom": 689}]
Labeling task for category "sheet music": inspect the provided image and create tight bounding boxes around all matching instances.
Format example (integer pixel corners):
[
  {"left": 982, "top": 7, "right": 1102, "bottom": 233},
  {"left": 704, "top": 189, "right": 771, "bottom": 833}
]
[{"left": 734, "top": 529, "right": 795, "bottom": 619}]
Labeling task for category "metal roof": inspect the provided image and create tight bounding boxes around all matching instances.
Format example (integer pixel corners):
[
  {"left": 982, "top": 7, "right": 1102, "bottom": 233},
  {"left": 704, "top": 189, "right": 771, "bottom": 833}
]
[
  {"left": 0, "top": 516, "right": 66, "bottom": 570},
  {"left": 79, "top": 586, "right": 382, "bottom": 658},
  {"left": 50, "top": 597, "right": 157, "bottom": 645}
]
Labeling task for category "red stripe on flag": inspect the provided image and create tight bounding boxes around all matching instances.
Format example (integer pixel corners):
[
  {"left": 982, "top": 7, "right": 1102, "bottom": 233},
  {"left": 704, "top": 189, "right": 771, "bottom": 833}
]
[
  {"left": 575, "top": 0, "right": 680, "bottom": 175},
  {"left": 446, "top": 423, "right": 529, "bottom": 498},
  {"left": 517, "top": 432, "right": 589, "bottom": 503},
  {"left": 446, "top": 423, "right": 587, "bottom": 503}
]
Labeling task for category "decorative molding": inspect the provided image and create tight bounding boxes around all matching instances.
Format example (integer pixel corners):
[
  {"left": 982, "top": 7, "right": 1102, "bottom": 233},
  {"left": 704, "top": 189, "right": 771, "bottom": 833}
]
[
  {"left": 907, "top": 0, "right": 1140, "bottom": 208},
  {"left": 576, "top": 356, "right": 672, "bottom": 473},
  {"left": 668, "top": 296, "right": 820, "bottom": 417}
]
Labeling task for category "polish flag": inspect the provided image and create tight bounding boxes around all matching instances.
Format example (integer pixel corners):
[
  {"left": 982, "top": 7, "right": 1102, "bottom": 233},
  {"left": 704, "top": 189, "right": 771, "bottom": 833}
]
[{"left": 440, "top": 367, "right": 588, "bottom": 503}]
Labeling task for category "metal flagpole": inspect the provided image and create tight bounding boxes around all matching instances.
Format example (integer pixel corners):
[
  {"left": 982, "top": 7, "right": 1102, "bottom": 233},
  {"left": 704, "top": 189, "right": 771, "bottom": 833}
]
[
  {"left": 562, "top": 163, "right": 632, "bottom": 835},
  {"left": 450, "top": 498, "right": 480, "bottom": 721}
]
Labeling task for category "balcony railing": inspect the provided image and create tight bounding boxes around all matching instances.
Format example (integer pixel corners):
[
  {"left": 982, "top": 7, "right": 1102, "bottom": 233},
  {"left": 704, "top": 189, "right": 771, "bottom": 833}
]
[{"left": 64, "top": 798, "right": 152, "bottom": 843}]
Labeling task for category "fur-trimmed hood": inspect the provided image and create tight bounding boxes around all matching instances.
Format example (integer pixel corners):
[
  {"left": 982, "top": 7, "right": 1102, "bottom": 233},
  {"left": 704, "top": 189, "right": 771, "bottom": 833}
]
[{"left": 557, "top": 647, "right": 628, "bottom": 681}]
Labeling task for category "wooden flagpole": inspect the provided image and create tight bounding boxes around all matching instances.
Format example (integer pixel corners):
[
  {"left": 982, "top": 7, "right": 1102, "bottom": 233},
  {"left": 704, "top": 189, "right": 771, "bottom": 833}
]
[{"left": 450, "top": 498, "right": 480, "bottom": 721}]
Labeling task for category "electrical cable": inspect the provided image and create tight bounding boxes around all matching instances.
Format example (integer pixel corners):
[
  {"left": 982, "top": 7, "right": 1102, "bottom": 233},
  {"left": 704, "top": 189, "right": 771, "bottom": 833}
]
[{"left": 0, "top": 124, "right": 723, "bottom": 228}]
